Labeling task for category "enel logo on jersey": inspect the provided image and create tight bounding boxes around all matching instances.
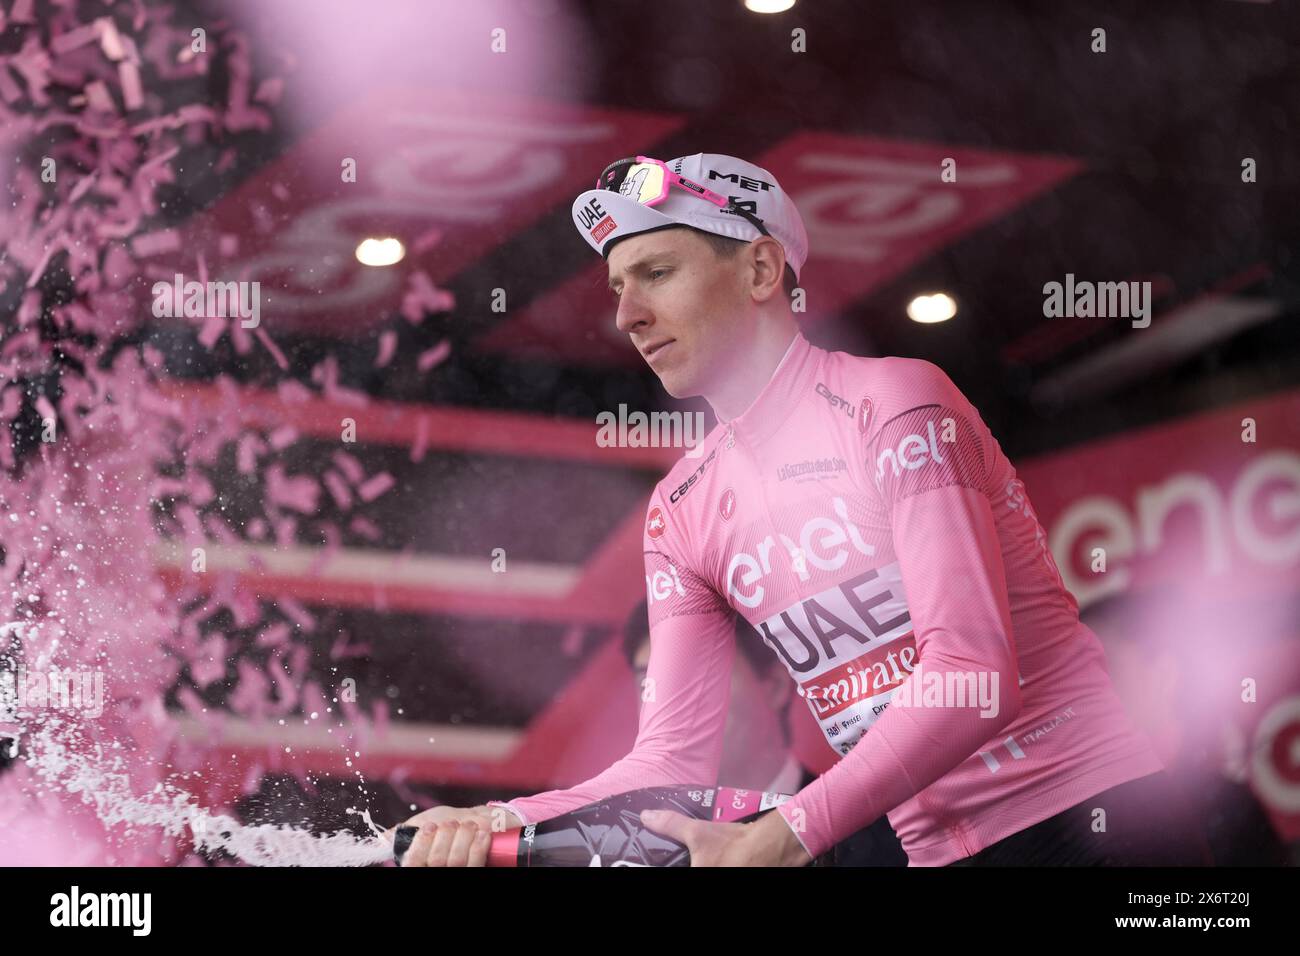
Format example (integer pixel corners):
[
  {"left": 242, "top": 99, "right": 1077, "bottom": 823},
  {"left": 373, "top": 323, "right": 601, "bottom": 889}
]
[
  {"left": 725, "top": 497, "right": 875, "bottom": 608},
  {"left": 873, "top": 419, "right": 947, "bottom": 489}
]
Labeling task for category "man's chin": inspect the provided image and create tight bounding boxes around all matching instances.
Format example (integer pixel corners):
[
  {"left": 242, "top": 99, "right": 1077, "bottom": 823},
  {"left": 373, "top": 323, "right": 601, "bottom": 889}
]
[
  {"left": 656, "top": 372, "right": 696, "bottom": 400},
  {"left": 650, "top": 354, "right": 704, "bottom": 399}
]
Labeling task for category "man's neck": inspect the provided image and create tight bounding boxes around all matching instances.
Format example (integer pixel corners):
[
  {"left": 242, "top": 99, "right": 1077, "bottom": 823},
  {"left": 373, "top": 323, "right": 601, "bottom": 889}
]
[{"left": 705, "top": 320, "right": 799, "bottom": 423}]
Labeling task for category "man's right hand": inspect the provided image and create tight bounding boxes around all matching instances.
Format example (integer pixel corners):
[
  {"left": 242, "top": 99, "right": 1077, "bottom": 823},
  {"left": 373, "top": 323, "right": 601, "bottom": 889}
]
[{"left": 388, "top": 805, "right": 524, "bottom": 867}]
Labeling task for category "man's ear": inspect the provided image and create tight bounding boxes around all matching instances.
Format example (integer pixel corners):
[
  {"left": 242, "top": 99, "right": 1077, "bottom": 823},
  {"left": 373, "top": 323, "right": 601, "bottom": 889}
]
[{"left": 747, "top": 237, "right": 787, "bottom": 303}]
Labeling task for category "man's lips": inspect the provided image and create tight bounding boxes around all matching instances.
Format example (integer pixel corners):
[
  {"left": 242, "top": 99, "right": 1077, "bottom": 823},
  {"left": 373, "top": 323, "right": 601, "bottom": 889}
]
[{"left": 642, "top": 339, "right": 675, "bottom": 361}]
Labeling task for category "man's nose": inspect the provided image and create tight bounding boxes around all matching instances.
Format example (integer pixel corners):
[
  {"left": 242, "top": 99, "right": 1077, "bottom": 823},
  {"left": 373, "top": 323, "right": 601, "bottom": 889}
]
[{"left": 615, "top": 287, "right": 652, "bottom": 335}]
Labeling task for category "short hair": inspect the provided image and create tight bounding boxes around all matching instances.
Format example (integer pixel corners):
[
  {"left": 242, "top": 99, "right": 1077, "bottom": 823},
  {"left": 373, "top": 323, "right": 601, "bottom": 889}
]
[
  {"left": 621, "top": 598, "right": 780, "bottom": 679},
  {"left": 692, "top": 228, "right": 799, "bottom": 299}
]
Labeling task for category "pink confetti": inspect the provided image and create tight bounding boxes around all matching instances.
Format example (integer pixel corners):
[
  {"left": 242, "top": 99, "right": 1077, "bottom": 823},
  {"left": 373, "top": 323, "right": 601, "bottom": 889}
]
[
  {"left": 356, "top": 472, "right": 395, "bottom": 503},
  {"left": 267, "top": 424, "right": 298, "bottom": 451},
  {"left": 255, "top": 623, "right": 291, "bottom": 648},
  {"left": 0, "top": 1, "right": 414, "bottom": 865},
  {"left": 10, "top": 36, "right": 51, "bottom": 107},
  {"left": 322, "top": 470, "right": 352, "bottom": 511},
  {"left": 241, "top": 762, "right": 265, "bottom": 797},
  {"left": 24, "top": 237, "right": 66, "bottom": 289},
  {"left": 265, "top": 463, "right": 320, "bottom": 514},
  {"left": 118, "top": 61, "right": 144, "bottom": 110},
  {"left": 236, "top": 433, "right": 265, "bottom": 474},
  {"left": 50, "top": 22, "right": 102, "bottom": 55},
  {"left": 67, "top": 171, "right": 98, "bottom": 203},
  {"left": 0, "top": 63, "right": 23, "bottom": 104},
  {"left": 254, "top": 327, "right": 288, "bottom": 370},
  {"left": 272, "top": 514, "right": 298, "bottom": 549},
  {"left": 330, "top": 450, "right": 364, "bottom": 485},
  {"left": 329, "top": 631, "right": 372, "bottom": 662},
  {"left": 98, "top": 17, "right": 128, "bottom": 62},
  {"left": 400, "top": 270, "right": 455, "bottom": 324},
  {"left": 229, "top": 586, "right": 262, "bottom": 630},
  {"left": 174, "top": 503, "right": 205, "bottom": 543},
  {"left": 198, "top": 315, "right": 225, "bottom": 349},
  {"left": 230, "top": 319, "right": 252, "bottom": 355},
  {"left": 417, "top": 339, "right": 452, "bottom": 372},
  {"left": 374, "top": 330, "right": 397, "bottom": 368},
  {"left": 412, "top": 227, "right": 444, "bottom": 254},
  {"left": 229, "top": 661, "right": 271, "bottom": 720},
  {"left": 277, "top": 379, "right": 313, "bottom": 404},
  {"left": 101, "top": 243, "right": 133, "bottom": 286},
  {"left": 81, "top": 80, "right": 117, "bottom": 113},
  {"left": 267, "top": 651, "right": 299, "bottom": 716},
  {"left": 410, "top": 414, "right": 429, "bottom": 463},
  {"left": 190, "top": 636, "right": 228, "bottom": 690},
  {"left": 277, "top": 597, "right": 316, "bottom": 634},
  {"left": 253, "top": 76, "right": 284, "bottom": 105},
  {"left": 204, "top": 515, "right": 240, "bottom": 546},
  {"left": 348, "top": 516, "right": 382, "bottom": 541},
  {"left": 16, "top": 290, "right": 41, "bottom": 328},
  {"left": 130, "top": 228, "right": 181, "bottom": 257}
]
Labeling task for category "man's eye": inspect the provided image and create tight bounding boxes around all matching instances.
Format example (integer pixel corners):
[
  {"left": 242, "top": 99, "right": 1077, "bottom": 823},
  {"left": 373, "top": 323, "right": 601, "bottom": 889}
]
[{"left": 649, "top": 269, "right": 669, "bottom": 281}]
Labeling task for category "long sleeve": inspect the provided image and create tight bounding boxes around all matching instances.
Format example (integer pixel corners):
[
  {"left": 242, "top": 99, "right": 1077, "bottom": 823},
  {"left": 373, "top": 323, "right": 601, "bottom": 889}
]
[
  {"left": 776, "top": 361, "right": 1024, "bottom": 861},
  {"left": 776, "top": 483, "right": 1024, "bottom": 859},
  {"left": 490, "top": 508, "right": 736, "bottom": 826}
]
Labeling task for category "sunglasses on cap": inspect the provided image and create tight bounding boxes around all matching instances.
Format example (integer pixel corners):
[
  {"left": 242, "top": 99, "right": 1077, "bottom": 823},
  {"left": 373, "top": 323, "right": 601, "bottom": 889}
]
[{"left": 595, "top": 155, "right": 772, "bottom": 238}]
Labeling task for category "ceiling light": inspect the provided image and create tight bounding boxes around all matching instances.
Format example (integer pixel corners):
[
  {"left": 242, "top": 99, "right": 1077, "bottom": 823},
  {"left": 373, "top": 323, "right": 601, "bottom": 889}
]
[
  {"left": 355, "top": 237, "right": 405, "bottom": 267},
  {"left": 907, "top": 293, "right": 958, "bottom": 324}
]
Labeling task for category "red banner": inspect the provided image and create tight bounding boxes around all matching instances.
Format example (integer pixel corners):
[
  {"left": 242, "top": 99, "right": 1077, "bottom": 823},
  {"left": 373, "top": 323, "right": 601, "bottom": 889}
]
[
  {"left": 164, "top": 88, "right": 683, "bottom": 337},
  {"left": 1018, "top": 387, "right": 1300, "bottom": 609},
  {"left": 478, "top": 132, "right": 1080, "bottom": 367}
]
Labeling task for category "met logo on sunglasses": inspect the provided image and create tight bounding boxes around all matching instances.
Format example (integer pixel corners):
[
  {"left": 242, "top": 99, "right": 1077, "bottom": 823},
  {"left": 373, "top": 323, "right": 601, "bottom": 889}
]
[{"left": 577, "top": 196, "right": 617, "bottom": 242}]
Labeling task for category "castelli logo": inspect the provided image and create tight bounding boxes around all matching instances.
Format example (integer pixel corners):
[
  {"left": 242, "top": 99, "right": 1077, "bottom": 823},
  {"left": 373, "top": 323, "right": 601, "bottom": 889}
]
[
  {"left": 647, "top": 506, "right": 666, "bottom": 539},
  {"left": 859, "top": 397, "right": 874, "bottom": 434},
  {"left": 719, "top": 489, "right": 737, "bottom": 520}
]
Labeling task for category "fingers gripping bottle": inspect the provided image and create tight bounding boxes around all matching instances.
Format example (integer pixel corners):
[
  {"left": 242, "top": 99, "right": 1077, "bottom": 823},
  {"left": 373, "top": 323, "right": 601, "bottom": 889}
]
[{"left": 393, "top": 785, "right": 812, "bottom": 867}]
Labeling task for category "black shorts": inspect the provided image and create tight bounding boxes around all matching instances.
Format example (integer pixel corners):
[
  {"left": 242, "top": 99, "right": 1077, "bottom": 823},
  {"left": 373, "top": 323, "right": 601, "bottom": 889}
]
[{"left": 947, "top": 771, "right": 1214, "bottom": 866}]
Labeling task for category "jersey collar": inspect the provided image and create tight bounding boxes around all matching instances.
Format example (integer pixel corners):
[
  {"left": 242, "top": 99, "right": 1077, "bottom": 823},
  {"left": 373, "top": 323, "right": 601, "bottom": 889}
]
[{"left": 718, "top": 331, "right": 820, "bottom": 447}]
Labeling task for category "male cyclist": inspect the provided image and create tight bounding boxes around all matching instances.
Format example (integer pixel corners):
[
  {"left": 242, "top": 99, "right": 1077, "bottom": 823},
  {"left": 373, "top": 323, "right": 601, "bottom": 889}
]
[{"left": 396, "top": 153, "right": 1210, "bottom": 867}]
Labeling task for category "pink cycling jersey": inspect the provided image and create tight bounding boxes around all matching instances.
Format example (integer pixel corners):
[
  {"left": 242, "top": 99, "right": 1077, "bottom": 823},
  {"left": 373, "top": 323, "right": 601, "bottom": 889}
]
[{"left": 491, "top": 332, "right": 1163, "bottom": 865}]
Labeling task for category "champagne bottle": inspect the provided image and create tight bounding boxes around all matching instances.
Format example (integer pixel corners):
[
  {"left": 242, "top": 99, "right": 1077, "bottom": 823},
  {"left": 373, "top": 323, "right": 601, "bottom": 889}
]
[{"left": 393, "top": 784, "right": 799, "bottom": 867}]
